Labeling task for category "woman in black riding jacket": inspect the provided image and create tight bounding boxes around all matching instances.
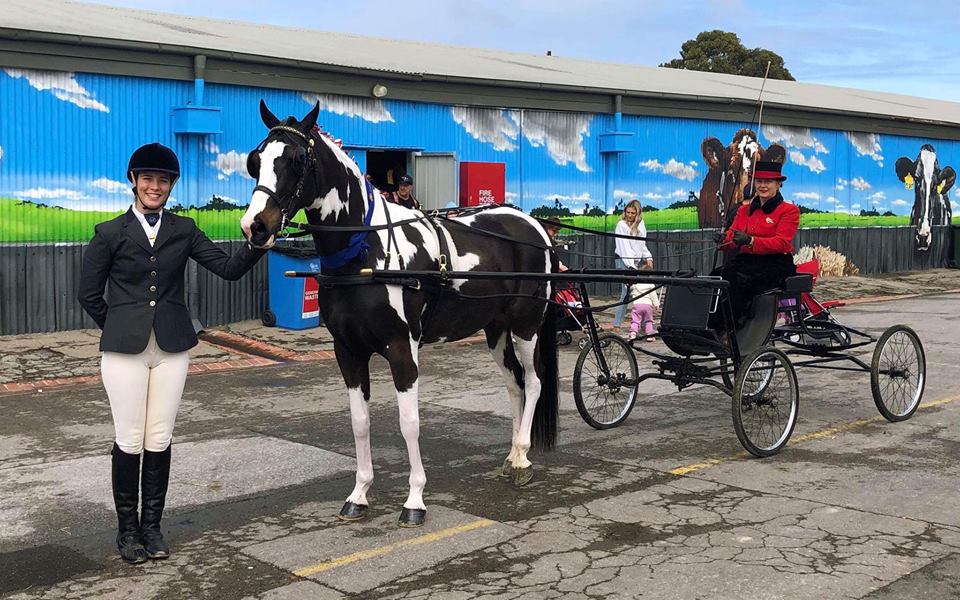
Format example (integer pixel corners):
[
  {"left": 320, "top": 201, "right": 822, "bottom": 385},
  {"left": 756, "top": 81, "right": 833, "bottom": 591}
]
[{"left": 78, "top": 143, "right": 265, "bottom": 564}]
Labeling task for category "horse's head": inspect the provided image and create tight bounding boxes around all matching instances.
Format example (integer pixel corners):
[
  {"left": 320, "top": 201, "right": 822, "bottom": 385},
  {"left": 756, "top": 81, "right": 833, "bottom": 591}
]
[
  {"left": 896, "top": 144, "right": 956, "bottom": 251},
  {"left": 700, "top": 129, "right": 786, "bottom": 223},
  {"left": 241, "top": 100, "right": 363, "bottom": 249}
]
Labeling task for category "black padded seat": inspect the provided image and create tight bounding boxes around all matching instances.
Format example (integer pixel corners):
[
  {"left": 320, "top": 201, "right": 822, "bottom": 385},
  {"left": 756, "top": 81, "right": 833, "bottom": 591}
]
[
  {"left": 658, "top": 281, "right": 727, "bottom": 357},
  {"left": 783, "top": 274, "right": 813, "bottom": 294}
]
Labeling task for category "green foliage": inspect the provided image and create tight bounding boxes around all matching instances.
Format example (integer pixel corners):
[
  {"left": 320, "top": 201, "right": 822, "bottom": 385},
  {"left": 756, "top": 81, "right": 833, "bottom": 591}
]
[{"left": 660, "top": 30, "right": 795, "bottom": 80}]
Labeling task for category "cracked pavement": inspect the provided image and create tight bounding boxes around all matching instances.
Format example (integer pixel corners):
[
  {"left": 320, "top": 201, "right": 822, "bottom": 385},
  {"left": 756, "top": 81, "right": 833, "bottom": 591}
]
[{"left": 2, "top": 292, "right": 960, "bottom": 598}]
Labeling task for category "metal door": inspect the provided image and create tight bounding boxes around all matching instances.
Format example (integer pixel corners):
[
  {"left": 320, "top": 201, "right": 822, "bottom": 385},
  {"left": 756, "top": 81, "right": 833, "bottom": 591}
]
[{"left": 413, "top": 153, "right": 457, "bottom": 211}]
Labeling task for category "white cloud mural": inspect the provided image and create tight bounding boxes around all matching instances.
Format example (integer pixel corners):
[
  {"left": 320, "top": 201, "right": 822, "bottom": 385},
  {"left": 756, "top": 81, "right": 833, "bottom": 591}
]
[
  {"left": 867, "top": 191, "right": 887, "bottom": 202},
  {"left": 452, "top": 106, "right": 519, "bottom": 151},
  {"left": 613, "top": 189, "right": 637, "bottom": 200},
  {"left": 302, "top": 93, "right": 394, "bottom": 123},
  {"left": 452, "top": 108, "right": 592, "bottom": 172},
  {"left": 762, "top": 125, "right": 828, "bottom": 154},
  {"left": 793, "top": 191, "right": 821, "bottom": 201},
  {"left": 0, "top": 145, "right": 4, "bottom": 162},
  {"left": 845, "top": 132, "right": 884, "bottom": 166},
  {"left": 891, "top": 199, "right": 909, "bottom": 207},
  {"left": 850, "top": 177, "right": 872, "bottom": 191},
  {"left": 212, "top": 150, "right": 249, "bottom": 180},
  {"left": 789, "top": 150, "right": 827, "bottom": 174},
  {"left": 519, "top": 111, "right": 592, "bottom": 172},
  {"left": 89, "top": 177, "right": 129, "bottom": 194},
  {"left": 544, "top": 192, "right": 591, "bottom": 203},
  {"left": 639, "top": 158, "right": 698, "bottom": 181},
  {"left": 835, "top": 178, "right": 848, "bottom": 190},
  {"left": 4, "top": 69, "right": 109, "bottom": 112}
]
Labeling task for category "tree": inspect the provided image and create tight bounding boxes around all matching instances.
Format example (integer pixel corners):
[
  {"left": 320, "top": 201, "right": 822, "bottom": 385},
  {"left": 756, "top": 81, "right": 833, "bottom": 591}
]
[{"left": 660, "top": 30, "right": 795, "bottom": 81}]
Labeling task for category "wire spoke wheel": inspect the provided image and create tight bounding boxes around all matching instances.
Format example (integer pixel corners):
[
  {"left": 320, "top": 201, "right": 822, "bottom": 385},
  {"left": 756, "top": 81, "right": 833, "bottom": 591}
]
[
  {"left": 871, "top": 325, "right": 925, "bottom": 422},
  {"left": 573, "top": 333, "right": 639, "bottom": 429},
  {"left": 732, "top": 347, "right": 799, "bottom": 457}
]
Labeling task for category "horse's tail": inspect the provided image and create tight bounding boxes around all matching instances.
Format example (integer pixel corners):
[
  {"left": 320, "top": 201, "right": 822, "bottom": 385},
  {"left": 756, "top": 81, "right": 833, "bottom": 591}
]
[{"left": 531, "top": 295, "right": 559, "bottom": 451}]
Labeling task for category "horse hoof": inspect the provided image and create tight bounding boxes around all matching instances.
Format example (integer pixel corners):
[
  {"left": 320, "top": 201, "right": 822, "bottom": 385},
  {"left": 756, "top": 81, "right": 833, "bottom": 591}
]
[
  {"left": 337, "top": 502, "right": 368, "bottom": 521},
  {"left": 498, "top": 458, "right": 513, "bottom": 478},
  {"left": 512, "top": 466, "right": 533, "bottom": 487},
  {"left": 398, "top": 508, "right": 426, "bottom": 528}
]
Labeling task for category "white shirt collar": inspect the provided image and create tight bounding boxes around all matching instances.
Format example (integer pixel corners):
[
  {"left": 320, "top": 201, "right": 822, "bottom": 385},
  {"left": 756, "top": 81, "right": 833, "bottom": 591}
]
[{"left": 131, "top": 205, "right": 163, "bottom": 245}]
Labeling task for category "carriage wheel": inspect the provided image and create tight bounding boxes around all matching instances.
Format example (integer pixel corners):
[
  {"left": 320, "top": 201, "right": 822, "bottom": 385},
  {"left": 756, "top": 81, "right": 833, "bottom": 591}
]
[
  {"left": 732, "top": 347, "right": 799, "bottom": 458},
  {"left": 573, "top": 333, "right": 639, "bottom": 429},
  {"left": 871, "top": 325, "right": 925, "bottom": 422}
]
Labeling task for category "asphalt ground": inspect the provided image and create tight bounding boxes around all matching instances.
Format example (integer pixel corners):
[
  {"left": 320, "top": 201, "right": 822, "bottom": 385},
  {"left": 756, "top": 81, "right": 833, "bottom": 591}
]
[{"left": 2, "top": 288, "right": 960, "bottom": 599}]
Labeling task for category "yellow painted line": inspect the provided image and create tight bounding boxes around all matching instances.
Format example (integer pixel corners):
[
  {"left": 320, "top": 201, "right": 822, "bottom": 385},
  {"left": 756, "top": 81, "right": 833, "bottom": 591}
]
[
  {"left": 293, "top": 518, "right": 495, "bottom": 577},
  {"left": 669, "top": 394, "right": 960, "bottom": 477}
]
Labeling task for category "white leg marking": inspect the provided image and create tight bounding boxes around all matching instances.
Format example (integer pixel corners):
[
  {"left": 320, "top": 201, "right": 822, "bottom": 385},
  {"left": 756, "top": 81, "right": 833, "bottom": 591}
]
[
  {"left": 488, "top": 332, "right": 525, "bottom": 464},
  {"left": 346, "top": 386, "right": 374, "bottom": 506},
  {"left": 398, "top": 338, "right": 426, "bottom": 510},
  {"left": 511, "top": 333, "right": 541, "bottom": 470}
]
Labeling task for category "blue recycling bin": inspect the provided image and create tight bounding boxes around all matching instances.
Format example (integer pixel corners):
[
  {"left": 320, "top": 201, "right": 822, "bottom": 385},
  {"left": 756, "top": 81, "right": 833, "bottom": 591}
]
[{"left": 263, "top": 250, "right": 322, "bottom": 330}]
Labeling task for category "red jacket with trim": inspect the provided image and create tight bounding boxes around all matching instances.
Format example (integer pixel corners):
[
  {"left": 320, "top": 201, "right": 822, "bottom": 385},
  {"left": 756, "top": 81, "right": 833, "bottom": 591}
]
[{"left": 723, "top": 193, "right": 799, "bottom": 255}]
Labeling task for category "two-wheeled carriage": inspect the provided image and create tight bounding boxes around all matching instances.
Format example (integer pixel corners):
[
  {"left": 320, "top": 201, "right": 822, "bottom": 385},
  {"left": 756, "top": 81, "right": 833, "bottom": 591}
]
[{"left": 570, "top": 266, "right": 926, "bottom": 457}]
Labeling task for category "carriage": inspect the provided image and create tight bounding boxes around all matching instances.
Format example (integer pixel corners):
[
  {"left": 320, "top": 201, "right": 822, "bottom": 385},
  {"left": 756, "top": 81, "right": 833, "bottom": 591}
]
[{"left": 570, "top": 262, "right": 926, "bottom": 457}]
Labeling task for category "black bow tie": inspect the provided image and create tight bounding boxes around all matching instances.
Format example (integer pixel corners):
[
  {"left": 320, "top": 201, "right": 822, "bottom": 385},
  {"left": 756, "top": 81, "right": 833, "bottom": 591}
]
[{"left": 144, "top": 213, "right": 160, "bottom": 227}]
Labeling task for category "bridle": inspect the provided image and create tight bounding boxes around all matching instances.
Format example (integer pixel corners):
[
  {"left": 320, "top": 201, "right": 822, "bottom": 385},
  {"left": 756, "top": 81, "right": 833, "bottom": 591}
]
[{"left": 250, "top": 124, "right": 317, "bottom": 232}]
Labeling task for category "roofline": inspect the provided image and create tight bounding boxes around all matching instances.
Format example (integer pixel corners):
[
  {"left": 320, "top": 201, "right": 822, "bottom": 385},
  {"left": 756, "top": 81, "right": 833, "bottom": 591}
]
[{"left": 4, "top": 27, "right": 960, "bottom": 140}]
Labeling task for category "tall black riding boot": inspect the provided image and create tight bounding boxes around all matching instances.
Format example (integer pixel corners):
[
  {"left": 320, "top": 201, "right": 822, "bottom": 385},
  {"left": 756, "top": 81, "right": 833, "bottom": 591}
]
[
  {"left": 140, "top": 445, "right": 172, "bottom": 559},
  {"left": 111, "top": 443, "right": 147, "bottom": 564}
]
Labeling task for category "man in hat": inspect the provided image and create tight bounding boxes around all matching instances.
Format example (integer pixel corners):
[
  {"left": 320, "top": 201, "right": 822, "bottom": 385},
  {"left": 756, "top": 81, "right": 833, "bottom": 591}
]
[
  {"left": 383, "top": 174, "right": 420, "bottom": 210},
  {"left": 714, "top": 160, "right": 799, "bottom": 329}
]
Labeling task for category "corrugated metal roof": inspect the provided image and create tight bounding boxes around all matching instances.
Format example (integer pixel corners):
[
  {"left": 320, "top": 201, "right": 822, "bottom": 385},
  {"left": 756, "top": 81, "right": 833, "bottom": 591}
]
[{"left": 4, "top": 0, "right": 960, "bottom": 127}]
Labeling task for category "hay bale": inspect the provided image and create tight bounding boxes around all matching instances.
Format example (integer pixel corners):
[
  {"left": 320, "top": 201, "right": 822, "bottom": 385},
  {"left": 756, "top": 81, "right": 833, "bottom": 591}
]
[{"left": 794, "top": 245, "right": 859, "bottom": 278}]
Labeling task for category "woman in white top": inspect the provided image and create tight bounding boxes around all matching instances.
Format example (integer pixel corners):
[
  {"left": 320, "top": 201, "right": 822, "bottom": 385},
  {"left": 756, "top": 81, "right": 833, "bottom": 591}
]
[{"left": 613, "top": 200, "right": 654, "bottom": 328}]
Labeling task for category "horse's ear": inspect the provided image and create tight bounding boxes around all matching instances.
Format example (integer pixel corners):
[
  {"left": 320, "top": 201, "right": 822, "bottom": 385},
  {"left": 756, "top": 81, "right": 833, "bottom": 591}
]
[
  {"left": 764, "top": 144, "right": 787, "bottom": 165},
  {"left": 701, "top": 137, "right": 724, "bottom": 169},
  {"left": 895, "top": 157, "right": 916, "bottom": 183},
  {"left": 260, "top": 100, "right": 280, "bottom": 129},
  {"left": 299, "top": 102, "right": 321, "bottom": 134},
  {"left": 938, "top": 166, "right": 956, "bottom": 195}
]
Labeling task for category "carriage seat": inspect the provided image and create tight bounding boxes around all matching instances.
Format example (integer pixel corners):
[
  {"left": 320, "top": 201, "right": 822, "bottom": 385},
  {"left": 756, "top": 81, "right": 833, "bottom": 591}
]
[
  {"left": 783, "top": 274, "right": 814, "bottom": 294},
  {"left": 657, "top": 280, "right": 728, "bottom": 357}
]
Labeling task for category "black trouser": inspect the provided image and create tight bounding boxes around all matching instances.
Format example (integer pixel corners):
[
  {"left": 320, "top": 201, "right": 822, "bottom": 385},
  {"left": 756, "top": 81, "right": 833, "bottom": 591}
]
[{"left": 712, "top": 253, "right": 796, "bottom": 330}]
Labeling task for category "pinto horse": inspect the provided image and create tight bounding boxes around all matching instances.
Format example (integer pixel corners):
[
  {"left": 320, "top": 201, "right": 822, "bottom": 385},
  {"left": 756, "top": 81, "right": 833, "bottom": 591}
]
[
  {"left": 698, "top": 129, "right": 786, "bottom": 229},
  {"left": 895, "top": 144, "right": 955, "bottom": 252},
  {"left": 240, "top": 101, "right": 559, "bottom": 527}
]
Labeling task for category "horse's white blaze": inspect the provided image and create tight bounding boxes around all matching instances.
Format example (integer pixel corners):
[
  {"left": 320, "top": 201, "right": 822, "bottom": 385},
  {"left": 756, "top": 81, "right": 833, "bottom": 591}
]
[
  {"left": 240, "top": 141, "right": 285, "bottom": 236},
  {"left": 346, "top": 386, "right": 374, "bottom": 506}
]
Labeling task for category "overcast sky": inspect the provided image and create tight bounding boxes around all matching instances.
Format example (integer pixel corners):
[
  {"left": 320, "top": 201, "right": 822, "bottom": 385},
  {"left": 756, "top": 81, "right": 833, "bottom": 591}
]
[{"left": 84, "top": 0, "right": 960, "bottom": 103}]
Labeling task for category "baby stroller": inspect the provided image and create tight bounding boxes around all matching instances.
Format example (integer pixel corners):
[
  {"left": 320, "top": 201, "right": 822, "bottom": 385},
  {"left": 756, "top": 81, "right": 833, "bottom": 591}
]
[{"left": 553, "top": 283, "right": 590, "bottom": 348}]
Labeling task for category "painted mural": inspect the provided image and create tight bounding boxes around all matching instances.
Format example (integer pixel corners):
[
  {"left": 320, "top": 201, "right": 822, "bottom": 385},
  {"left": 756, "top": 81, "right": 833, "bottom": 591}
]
[{"left": 0, "top": 68, "right": 957, "bottom": 247}]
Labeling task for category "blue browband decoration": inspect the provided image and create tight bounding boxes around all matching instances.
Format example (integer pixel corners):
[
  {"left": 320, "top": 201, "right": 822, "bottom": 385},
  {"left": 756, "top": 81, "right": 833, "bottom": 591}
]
[{"left": 318, "top": 180, "right": 376, "bottom": 271}]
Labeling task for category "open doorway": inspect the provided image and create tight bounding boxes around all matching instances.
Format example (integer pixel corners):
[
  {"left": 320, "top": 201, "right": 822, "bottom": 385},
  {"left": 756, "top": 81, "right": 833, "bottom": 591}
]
[{"left": 366, "top": 150, "right": 411, "bottom": 192}]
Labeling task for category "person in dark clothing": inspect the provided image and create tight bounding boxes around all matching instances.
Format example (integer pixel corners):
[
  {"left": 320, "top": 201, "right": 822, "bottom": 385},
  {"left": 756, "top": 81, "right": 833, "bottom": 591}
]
[
  {"left": 713, "top": 161, "right": 799, "bottom": 330},
  {"left": 77, "top": 143, "right": 265, "bottom": 564},
  {"left": 383, "top": 174, "right": 420, "bottom": 210}
]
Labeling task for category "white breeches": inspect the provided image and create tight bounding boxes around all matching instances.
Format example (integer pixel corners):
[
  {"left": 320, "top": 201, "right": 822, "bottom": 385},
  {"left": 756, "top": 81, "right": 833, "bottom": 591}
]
[{"left": 101, "top": 332, "right": 189, "bottom": 454}]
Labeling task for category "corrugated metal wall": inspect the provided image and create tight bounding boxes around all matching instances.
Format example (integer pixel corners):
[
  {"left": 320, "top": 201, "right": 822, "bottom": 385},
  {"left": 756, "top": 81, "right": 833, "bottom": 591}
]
[{"left": 0, "top": 241, "right": 265, "bottom": 335}]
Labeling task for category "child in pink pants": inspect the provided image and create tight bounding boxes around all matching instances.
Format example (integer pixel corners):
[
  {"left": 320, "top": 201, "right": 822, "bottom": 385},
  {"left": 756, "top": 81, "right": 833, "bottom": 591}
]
[{"left": 629, "top": 280, "right": 660, "bottom": 341}]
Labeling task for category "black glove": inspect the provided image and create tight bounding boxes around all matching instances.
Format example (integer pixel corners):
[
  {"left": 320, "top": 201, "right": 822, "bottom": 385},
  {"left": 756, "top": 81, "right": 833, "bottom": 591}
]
[
  {"left": 731, "top": 230, "right": 752, "bottom": 247},
  {"left": 712, "top": 231, "right": 724, "bottom": 245}
]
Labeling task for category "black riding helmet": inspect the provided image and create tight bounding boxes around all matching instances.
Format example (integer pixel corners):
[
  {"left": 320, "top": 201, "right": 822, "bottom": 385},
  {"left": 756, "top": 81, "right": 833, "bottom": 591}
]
[{"left": 127, "top": 143, "right": 180, "bottom": 183}]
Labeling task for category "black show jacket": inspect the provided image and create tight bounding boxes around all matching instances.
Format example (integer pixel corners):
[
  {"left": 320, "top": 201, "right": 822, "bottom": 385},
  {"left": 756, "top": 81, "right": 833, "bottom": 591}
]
[{"left": 78, "top": 208, "right": 264, "bottom": 354}]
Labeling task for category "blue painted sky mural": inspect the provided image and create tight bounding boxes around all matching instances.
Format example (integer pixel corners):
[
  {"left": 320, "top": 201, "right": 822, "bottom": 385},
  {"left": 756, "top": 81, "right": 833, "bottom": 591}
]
[{"left": 0, "top": 68, "right": 957, "bottom": 244}]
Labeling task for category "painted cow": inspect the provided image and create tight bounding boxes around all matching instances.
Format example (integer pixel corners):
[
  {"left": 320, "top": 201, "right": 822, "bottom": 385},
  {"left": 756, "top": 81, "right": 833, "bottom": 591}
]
[
  {"left": 698, "top": 128, "right": 787, "bottom": 229},
  {"left": 895, "top": 144, "right": 955, "bottom": 251}
]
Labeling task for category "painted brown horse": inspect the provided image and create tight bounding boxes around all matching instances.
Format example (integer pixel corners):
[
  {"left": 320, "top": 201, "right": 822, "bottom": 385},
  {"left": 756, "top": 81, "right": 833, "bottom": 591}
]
[{"left": 698, "top": 128, "right": 786, "bottom": 229}]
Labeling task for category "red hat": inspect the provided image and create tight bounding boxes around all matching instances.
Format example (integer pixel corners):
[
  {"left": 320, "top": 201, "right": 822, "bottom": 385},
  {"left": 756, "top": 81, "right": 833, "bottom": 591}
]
[{"left": 753, "top": 160, "right": 786, "bottom": 181}]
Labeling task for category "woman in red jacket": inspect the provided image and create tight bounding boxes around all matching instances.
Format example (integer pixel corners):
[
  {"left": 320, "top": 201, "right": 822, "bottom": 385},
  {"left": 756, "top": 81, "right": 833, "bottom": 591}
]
[{"left": 716, "top": 161, "right": 799, "bottom": 330}]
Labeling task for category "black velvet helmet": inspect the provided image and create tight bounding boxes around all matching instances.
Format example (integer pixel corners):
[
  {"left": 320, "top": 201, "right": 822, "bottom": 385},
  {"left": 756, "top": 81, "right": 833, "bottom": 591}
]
[{"left": 127, "top": 143, "right": 180, "bottom": 182}]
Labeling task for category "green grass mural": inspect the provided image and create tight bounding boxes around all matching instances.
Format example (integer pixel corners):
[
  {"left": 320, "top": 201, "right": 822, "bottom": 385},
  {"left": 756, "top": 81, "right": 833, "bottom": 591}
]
[{"left": 0, "top": 198, "right": 912, "bottom": 244}]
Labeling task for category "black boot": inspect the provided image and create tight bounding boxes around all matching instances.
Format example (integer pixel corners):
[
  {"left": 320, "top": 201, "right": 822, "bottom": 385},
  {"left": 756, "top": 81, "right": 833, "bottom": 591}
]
[
  {"left": 140, "top": 446, "right": 172, "bottom": 559},
  {"left": 111, "top": 443, "right": 147, "bottom": 564}
]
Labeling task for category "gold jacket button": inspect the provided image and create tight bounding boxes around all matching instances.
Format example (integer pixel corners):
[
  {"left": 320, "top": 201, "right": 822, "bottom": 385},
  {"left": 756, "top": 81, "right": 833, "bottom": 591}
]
[
  {"left": 149, "top": 256, "right": 157, "bottom": 262},
  {"left": 149, "top": 300, "right": 156, "bottom": 307},
  {"left": 150, "top": 270, "right": 157, "bottom": 277},
  {"left": 149, "top": 285, "right": 157, "bottom": 292}
]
